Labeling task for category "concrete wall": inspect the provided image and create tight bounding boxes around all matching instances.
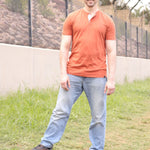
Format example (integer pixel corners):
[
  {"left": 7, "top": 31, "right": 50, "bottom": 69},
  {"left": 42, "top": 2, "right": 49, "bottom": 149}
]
[
  {"left": 116, "top": 56, "right": 150, "bottom": 84},
  {"left": 0, "top": 44, "right": 60, "bottom": 95},
  {"left": 0, "top": 44, "right": 150, "bottom": 95}
]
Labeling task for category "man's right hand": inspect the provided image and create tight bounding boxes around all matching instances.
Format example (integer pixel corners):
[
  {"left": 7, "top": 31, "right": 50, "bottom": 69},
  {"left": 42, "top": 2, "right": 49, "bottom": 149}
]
[{"left": 60, "top": 74, "right": 70, "bottom": 91}]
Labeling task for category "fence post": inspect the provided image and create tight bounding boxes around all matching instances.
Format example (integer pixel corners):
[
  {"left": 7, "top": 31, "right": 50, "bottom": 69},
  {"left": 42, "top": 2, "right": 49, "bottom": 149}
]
[
  {"left": 136, "top": 27, "right": 139, "bottom": 58},
  {"left": 28, "top": 0, "right": 32, "bottom": 46},
  {"left": 125, "top": 22, "right": 127, "bottom": 57},
  {"left": 65, "top": 0, "right": 68, "bottom": 17},
  {"left": 146, "top": 30, "right": 148, "bottom": 59}
]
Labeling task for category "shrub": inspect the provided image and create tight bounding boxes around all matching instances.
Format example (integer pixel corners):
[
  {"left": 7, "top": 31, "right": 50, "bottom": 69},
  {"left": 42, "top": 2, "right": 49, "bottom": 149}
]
[
  {"left": 37, "top": 0, "right": 54, "bottom": 19},
  {"left": 6, "top": 0, "right": 27, "bottom": 15}
]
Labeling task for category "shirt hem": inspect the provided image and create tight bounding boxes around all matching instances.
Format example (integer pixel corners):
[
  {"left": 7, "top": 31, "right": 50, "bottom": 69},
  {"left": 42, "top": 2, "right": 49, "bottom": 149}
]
[{"left": 67, "top": 70, "right": 107, "bottom": 78}]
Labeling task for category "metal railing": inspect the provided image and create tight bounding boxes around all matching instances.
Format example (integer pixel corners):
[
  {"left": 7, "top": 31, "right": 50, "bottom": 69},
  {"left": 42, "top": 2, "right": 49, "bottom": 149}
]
[
  {"left": 114, "top": 16, "right": 150, "bottom": 59},
  {"left": 0, "top": 0, "right": 149, "bottom": 59}
]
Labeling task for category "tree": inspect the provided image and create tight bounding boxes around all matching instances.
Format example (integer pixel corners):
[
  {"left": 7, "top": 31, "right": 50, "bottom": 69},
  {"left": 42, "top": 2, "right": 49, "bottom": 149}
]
[
  {"left": 144, "top": 7, "right": 150, "bottom": 25},
  {"left": 133, "top": 7, "right": 143, "bottom": 17},
  {"left": 133, "top": 2, "right": 150, "bottom": 25},
  {"left": 116, "top": 0, "right": 130, "bottom": 10}
]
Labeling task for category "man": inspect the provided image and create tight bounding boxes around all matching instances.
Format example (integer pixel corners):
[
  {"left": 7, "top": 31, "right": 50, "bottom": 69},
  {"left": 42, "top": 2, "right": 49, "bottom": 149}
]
[{"left": 33, "top": 0, "right": 116, "bottom": 149}]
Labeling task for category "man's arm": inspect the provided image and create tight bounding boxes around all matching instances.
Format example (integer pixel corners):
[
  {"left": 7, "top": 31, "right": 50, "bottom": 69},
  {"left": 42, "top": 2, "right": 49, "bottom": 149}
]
[
  {"left": 60, "top": 35, "right": 72, "bottom": 91},
  {"left": 104, "top": 40, "right": 116, "bottom": 95}
]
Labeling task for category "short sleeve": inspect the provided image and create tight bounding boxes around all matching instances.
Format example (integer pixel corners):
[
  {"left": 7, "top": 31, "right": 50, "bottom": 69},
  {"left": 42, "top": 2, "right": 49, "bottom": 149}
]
[
  {"left": 62, "top": 14, "right": 73, "bottom": 35},
  {"left": 106, "top": 17, "right": 116, "bottom": 40}
]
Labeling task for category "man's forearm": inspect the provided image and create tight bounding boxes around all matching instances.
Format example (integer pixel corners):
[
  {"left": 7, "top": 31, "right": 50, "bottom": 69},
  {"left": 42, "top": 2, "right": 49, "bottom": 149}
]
[
  {"left": 104, "top": 40, "right": 116, "bottom": 95},
  {"left": 107, "top": 50, "right": 116, "bottom": 82},
  {"left": 60, "top": 49, "right": 69, "bottom": 76},
  {"left": 59, "top": 35, "right": 72, "bottom": 90},
  {"left": 106, "top": 40, "right": 116, "bottom": 82},
  {"left": 59, "top": 35, "right": 72, "bottom": 76}
]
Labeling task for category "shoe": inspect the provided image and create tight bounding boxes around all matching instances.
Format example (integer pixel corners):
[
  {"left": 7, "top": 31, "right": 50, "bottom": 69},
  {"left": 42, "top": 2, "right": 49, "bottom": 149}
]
[{"left": 32, "top": 144, "right": 53, "bottom": 150}]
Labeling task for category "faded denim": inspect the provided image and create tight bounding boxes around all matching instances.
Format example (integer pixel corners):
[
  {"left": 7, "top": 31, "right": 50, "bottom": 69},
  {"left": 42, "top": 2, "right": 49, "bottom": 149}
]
[{"left": 41, "top": 74, "right": 107, "bottom": 150}]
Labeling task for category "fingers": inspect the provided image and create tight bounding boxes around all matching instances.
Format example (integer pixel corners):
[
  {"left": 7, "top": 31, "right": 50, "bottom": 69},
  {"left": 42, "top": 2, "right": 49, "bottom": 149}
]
[
  {"left": 61, "top": 82, "right": 67, "bottom": 91},
  {"left": 61, "top": 81, "right": 69, "bottom": 91},
  {"left": 104, "top": 86, "right": 107, "bottom": 94},
  {"left": 104, "top": 81, "right": 115, "bottom": 95},
  {"left": 61, "top": 76, "right": 70, "bottom": 91},
  {"left": 67, "top": 78, "right": 70, "bottom": 89},
  {"left": 106, "top": 87, "right": 115, "bottom": 95}
]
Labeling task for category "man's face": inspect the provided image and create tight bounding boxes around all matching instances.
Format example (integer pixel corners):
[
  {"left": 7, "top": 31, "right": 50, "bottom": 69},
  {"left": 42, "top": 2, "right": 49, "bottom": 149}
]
[{"left": 84, "top": 0, "right": 99, "bottom": 8}]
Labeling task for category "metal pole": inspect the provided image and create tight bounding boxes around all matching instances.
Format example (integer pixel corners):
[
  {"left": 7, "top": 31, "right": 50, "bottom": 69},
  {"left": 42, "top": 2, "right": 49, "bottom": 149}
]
[
  {"left": 28, "top": 0, "right": 32, "bottom": 46},
  {"left": 125, "top": 22, "right": 127, "bottom": 57},
  {"left": 129, "top": 12, "right": 132, "bottom": 57},
  {"left": 65, "top": 0, "right": 68, "bottom": 17},
  {"left": 136, "top": 27, "right": 139, "bottom": 58},
  {"left": 146, "top": 30, "right": 148, "bottom": 59}
]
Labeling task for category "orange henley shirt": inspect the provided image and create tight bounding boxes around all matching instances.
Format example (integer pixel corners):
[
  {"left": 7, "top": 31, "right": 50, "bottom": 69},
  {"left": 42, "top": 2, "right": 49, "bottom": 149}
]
[{"left": 62, "top": 9, "right": 116, "bottom": 77}]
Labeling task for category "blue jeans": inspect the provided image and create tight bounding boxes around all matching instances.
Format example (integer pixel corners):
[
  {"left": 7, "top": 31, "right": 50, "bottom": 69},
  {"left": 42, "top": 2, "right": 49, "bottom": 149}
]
[{"left": 41, "top": 74, "right": 107, "bottom": 150}]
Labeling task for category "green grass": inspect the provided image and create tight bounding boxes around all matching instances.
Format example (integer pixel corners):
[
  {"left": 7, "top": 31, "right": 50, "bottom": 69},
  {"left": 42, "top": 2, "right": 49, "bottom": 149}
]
[{"left": 0, "top": 79, "right": 150, "bottom": 150}]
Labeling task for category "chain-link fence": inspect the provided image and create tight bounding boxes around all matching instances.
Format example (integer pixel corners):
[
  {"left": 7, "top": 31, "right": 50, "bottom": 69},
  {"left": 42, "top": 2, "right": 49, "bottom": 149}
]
[
  {"left": 31, "top": 0, "right": 66, "bottom": 49},
  {"left": 66, "top": 0, "right": 83, "bottom": 14},
  {"left": 0, "top": 0, "right": 66, "bottom": 49},
  {"left": 0, "top": 0, "right": 150, "bottom": 59},
  {"left": 0, "top": 0, "right": 29, "bottom": 46}
]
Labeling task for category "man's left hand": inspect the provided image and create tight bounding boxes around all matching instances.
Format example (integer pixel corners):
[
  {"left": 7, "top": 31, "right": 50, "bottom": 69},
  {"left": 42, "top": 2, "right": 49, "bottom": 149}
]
[{"left": 104, "top": 80, "right": 115, "bottom": 95}]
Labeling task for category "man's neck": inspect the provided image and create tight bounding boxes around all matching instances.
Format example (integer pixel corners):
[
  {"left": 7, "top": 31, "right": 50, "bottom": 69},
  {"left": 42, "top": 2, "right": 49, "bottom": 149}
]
[{"left": 83, "top": 5, "right": 99, "bottom": 14}]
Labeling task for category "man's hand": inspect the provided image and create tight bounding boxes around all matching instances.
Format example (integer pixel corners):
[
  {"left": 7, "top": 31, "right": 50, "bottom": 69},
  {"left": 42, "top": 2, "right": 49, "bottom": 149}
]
[
  {"left": 60, "top": 74, "right": 70, "bottom": 91},
  {"left": 104, "top": 80, "right": 115, "bottom": 95}
]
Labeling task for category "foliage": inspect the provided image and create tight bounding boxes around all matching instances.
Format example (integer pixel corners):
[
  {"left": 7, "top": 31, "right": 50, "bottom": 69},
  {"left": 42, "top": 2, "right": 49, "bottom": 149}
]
[
  {"left": 132, "top": 2, "right": 150, "bottom": 25},
  {"left": 116, "top": 5, "right": 128, "bottom": 10},
  {"left": 144, "top": 7, "right": 150, "bottom": 25},
  {"left": 6, "top": 0, "right": 27, "bottom": 15},
  {"left": 100, "top": 0, "right": 111, "bottom": 6},
  {"left": 100, "top": 0, "right": 128, "bottom": 10},
  {"left": 133, "top": 7, "right": 143, "bottom": 17},
  {"left": 37, "top": 0, "right": 54, "bottom": 19}
]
